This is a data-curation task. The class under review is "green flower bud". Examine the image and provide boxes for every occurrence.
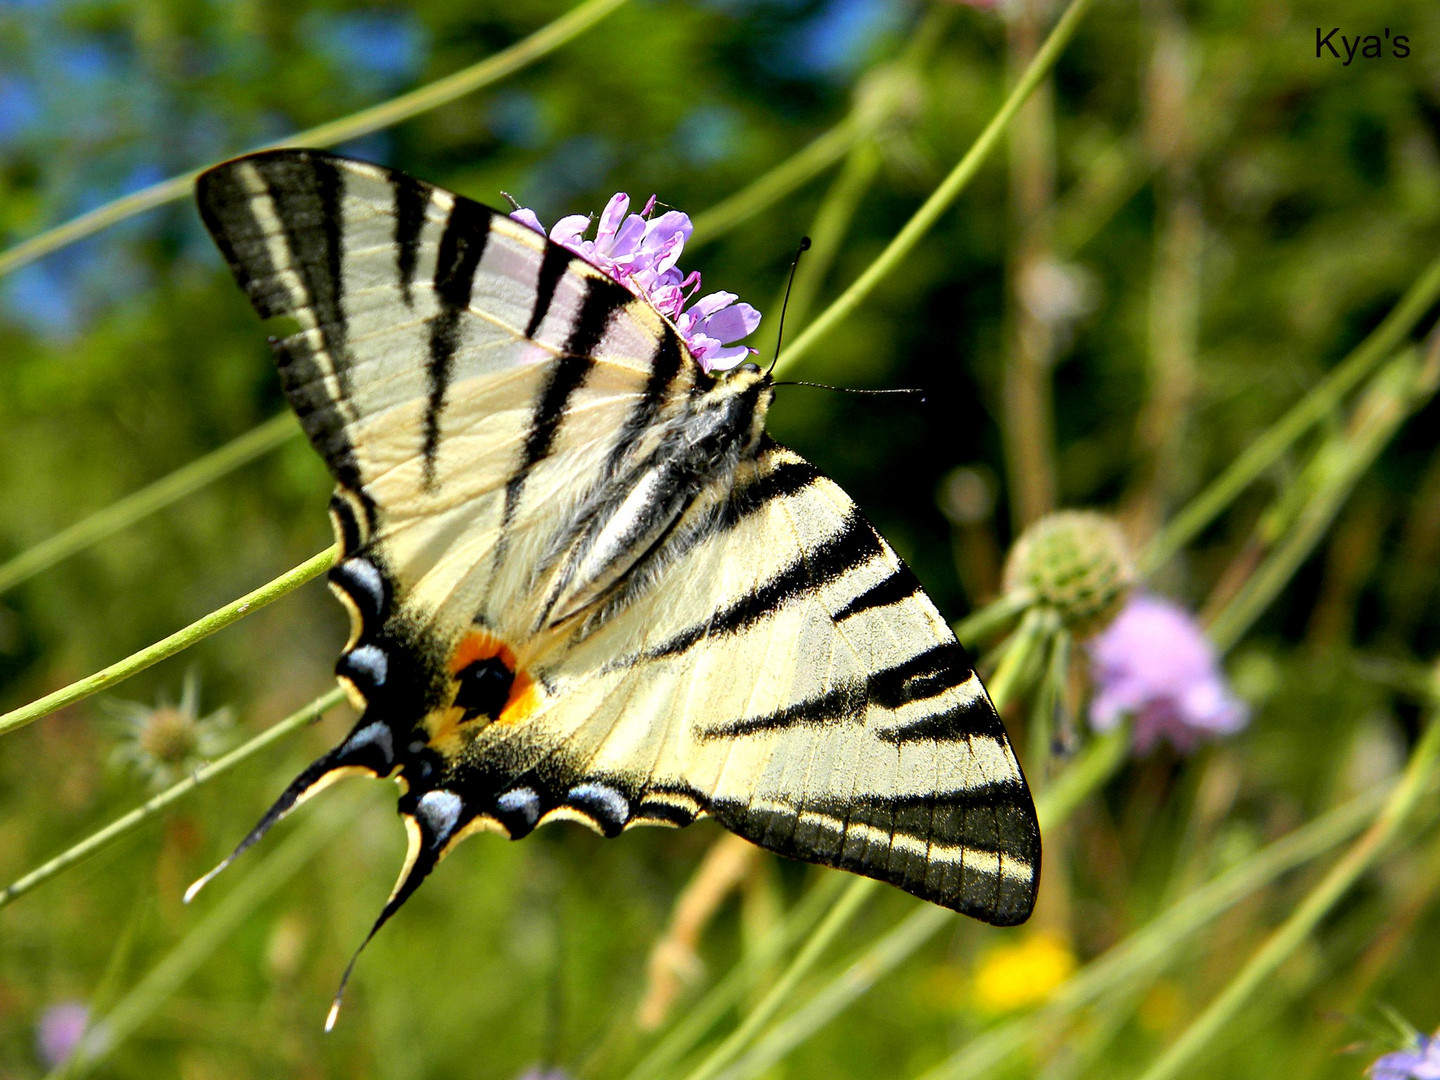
[1002,511,1136,637]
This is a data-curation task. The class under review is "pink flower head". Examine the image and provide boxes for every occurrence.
[1370,1033,1440,1080]
[675,290,762,370]
[1087,594,1247,754]
[36,1001,89,1068]
[510,193,760,372]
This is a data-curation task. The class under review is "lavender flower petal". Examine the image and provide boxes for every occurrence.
[1087,594,1248,753]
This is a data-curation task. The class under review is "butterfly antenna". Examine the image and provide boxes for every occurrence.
[771,382,927,404]
[767,237,812,377]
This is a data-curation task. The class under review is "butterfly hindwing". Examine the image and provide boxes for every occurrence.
[196,149,1038,935]
[506,441,1039,924]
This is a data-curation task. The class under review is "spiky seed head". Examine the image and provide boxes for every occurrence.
[1003,511,1136,637]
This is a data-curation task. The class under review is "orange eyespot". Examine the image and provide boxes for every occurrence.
[449,629,517,675]
[445,631,541,730]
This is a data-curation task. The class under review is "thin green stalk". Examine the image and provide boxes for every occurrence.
[719,901,951,1080]
[1133,710,1440,1080]
[1143,251,1440,573]
[619,873,850,1080]
[690,5,949,251]
[917,783,1390,1080]
[710,728,1131,1080]
[690,116,866,248]
[774,0,1101,376]
[985,604,1053,710]
[0,688,343,910]
[0,0,630,280]
[59,802,349,1077]
[0,547,335,738]
[0,412,296,594]
[769,138,883,342]
[1207,349,1437,652]
[954,588,1034,648]
[676,876,879,1080]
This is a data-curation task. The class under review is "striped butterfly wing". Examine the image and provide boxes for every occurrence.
[195,148,1038,939]
[198,149,701,640]
[519,441,1039,924]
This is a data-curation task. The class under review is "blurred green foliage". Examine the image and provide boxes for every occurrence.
[2,0,1440,1077]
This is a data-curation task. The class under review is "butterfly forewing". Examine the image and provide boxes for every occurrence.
[197,148,1038,931]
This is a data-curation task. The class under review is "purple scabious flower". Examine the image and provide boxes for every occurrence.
[1371,1033,1440,1080]
[510,193,760,372]
[1087,594,1247,753]
[36,1001,89,1068]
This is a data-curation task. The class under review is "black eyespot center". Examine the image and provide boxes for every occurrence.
[453,656,515,722]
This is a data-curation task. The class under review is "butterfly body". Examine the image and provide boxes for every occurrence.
[196,149,1039,940]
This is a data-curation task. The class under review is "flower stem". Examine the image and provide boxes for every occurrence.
[0,689,343,910]
[914,780,1394,1080]
[0,547,335,738]
[0,412,297,595]
[1143,250,1440,573]
[61,799,350,1076]
[675,875,879,1080]
[0,0,631,281]
[708,727,1131,1080]
[954,588,1034,649]
[1206,347,1439,653]
[774,0,1101,376]
[1132,706,1440,1080]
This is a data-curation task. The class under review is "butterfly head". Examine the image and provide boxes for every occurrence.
[694,358,773,456]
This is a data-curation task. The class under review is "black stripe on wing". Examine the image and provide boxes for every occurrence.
[696,683,867,739]
[197,150,363,490]
[393,172,429,307]
[647,510,883,659]
[833,565,922,621]
[525,242,573,340]
[499,276,632,540]
[423,197,494,489]
[870,641,976,709]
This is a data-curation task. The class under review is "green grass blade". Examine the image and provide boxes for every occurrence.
[774,0,1100,376]
[0,412,297,595]
[58,801,349,1077]
[0,547,335,738]
[619,873,850,1080]
[676,876,879,1080]
[0,0,631,281]
[1132,709,1440,1080]
[1206,347,1439,652]
[916,783,1391,1079]
[1143,251,1440,573]
[0,689,343,910]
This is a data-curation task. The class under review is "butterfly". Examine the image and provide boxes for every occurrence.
[192,149,1039,996]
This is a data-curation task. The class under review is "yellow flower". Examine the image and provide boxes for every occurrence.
[971,932,1077,1014]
